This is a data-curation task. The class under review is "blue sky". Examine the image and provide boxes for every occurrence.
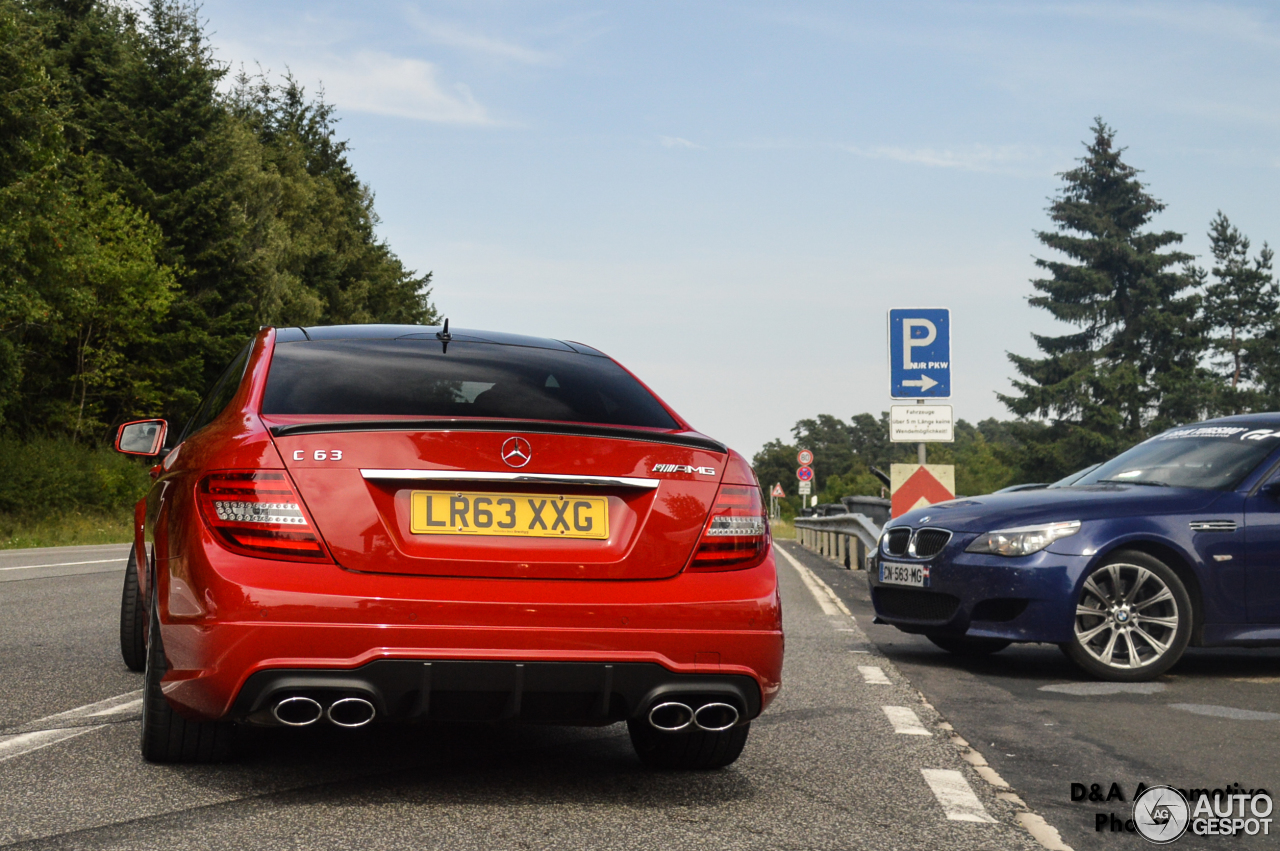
[200,1,1280,460]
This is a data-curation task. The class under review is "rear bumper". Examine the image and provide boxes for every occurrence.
[230,659,761,727]
[156,539,783,722]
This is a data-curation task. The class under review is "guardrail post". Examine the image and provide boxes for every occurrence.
[837,533,846,568]
[854,536,865,570]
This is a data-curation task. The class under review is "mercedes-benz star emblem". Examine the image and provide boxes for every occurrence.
[501,437,532,468]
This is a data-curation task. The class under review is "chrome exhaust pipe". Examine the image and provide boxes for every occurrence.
[693,702,739,732]
[272,696,323,727]
[326,697,376,728]
[647,701,694,732]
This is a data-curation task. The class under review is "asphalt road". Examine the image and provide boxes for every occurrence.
[0,542,1055,850]
[792,540,1280,851]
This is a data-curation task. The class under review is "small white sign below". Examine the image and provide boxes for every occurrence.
[798,481,812,495]
[890,405,954,443]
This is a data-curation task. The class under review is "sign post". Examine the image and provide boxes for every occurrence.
[770,483,785,518]
[888,307,954,515]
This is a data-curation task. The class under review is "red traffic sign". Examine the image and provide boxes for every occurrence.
[796,465,814,482]
[797,449,813,466]
[890,466,955,517]
[770,484,785,498]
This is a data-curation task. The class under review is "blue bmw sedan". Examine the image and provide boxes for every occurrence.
[868,416,1280,681]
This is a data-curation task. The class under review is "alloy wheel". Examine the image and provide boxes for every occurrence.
[1074,562,1180,670]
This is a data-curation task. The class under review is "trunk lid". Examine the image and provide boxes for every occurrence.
[270,421,727,579]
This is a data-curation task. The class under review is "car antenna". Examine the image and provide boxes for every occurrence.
[295,326,312,341]
[436,317,452,353]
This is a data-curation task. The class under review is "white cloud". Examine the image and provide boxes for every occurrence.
[840,144,1042,173]
[306,51,493,124]
[659,136,704,149]
[407,14,559,65]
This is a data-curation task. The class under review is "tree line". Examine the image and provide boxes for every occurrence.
[0,0,435,443]
[755,120,1280,508]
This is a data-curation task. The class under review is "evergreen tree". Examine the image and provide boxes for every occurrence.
[1197,212,1277,413]
[2,0,436,437]
[999,119,1206,478]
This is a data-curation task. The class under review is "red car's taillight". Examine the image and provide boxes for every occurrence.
[688,484,769,572]
[197,470,330,561]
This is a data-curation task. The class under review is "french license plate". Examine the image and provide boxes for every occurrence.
[880,560,928,587]
[410,491,609,539]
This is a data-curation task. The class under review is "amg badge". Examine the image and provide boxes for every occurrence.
[652,464,716,475]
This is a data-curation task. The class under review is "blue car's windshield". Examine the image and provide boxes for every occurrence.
[1077,425,1280,491]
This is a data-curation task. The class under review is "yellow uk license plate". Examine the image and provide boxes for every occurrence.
[409,491,610,539]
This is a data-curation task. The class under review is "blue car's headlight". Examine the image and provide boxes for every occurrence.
[965,520,1081,557]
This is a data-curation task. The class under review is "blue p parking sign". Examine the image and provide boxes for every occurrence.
[888,308,951,398]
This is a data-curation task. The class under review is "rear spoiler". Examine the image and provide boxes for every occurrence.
[267,419,727,453]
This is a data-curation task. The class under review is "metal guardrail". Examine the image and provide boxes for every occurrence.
[792,514,882,570]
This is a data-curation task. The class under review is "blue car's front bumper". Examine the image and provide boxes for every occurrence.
[867,545,1093,644]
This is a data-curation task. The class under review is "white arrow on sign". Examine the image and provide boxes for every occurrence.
[901,375,939,392]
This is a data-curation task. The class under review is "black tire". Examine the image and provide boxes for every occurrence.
[627,718,750,770]
[927,635,1012,656]
[1059,550,1192,682]
[119,545,146,672]
[141,589,235,763]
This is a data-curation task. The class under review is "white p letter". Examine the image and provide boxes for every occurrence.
[903,319,937,369]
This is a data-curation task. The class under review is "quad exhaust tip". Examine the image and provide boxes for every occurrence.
[647,700,741,732]
[648,701,694,732]
[326,697,376,728]
[693,702,739,732]
[272,696,323,727]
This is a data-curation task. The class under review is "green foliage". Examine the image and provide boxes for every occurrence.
[0,433,149,516]
[999,119,1210,479]
[0,0,436,441]
[1195,212,1277,414]
[753,412,1024,508]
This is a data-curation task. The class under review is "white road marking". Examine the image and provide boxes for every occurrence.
[1016,812,1075,850]
[88,698,143,717]
[0,558,126,572]
[20,691,143,729]
[883,705,931,736]
[774,544,851,616]
[859,666,891,685]
[921,768,997,823]
[0,727,104,762]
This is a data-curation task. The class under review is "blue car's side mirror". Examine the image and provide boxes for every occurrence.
[1262,480,1280,497]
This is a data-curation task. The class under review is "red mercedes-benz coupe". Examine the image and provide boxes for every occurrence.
[114,324,783,768]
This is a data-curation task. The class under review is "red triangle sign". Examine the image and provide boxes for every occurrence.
[891,466,955,517]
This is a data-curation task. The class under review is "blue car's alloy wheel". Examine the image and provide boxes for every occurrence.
[1062,551,1192,682]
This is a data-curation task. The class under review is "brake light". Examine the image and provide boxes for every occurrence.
[197,470,330,561]
[689,484,769,571]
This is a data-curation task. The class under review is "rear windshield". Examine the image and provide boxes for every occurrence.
[1076,425,1280,490]
[261,340,679,429]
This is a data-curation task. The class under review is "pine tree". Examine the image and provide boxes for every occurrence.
[16,0,436,434]
[999,119,1207,477]
[1197,212,1277,414]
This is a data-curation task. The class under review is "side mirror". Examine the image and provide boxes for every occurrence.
[115,419,168,456]
[1262,480,1280,497]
